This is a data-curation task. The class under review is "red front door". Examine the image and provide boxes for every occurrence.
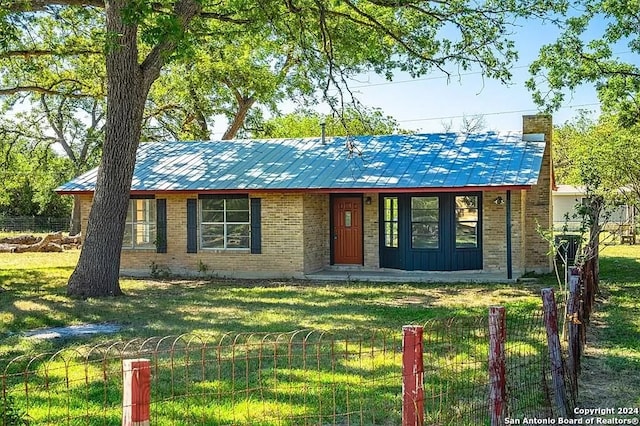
[333,197,363,264]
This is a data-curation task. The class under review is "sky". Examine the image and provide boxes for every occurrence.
[210,11,623,137]
[311,17,604,134]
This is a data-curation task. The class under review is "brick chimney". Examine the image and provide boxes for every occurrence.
[522,114,554,272]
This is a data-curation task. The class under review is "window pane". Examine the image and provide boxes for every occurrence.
[411,196,439,249]
[384,222,398,248]
[134,223,156,248]
[125,202,133,222]
[345,211,352,227]
[412,223,439,249]
[122,224,133,248]
[455,196,479,248]
[226,210,249,222]
[412,209,438,222]
[202,211,224,223]
[201,224,224,248]
[412,197,438,210]
[383,197,399,248]
[456,222,478,248]
[226,198,249,210]
[227,224,250,248]
[202,199,224,210]
[200,197,250,250]
[227,236,250,249]
[456,195,478,209]
[123,199,157,249]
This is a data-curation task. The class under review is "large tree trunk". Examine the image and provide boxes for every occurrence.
[67,0,147,297]
[66,0,201,298]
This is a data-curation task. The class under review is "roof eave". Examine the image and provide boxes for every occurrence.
[56,184,533,196]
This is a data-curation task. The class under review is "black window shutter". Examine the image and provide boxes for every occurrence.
[187,199,198,253]
[250,198,261,254]
[156,199,167,253]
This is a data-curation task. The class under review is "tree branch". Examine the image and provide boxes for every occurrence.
[140,0,202,90]
[6,0,104,12]
[0,49,101,59]
[0,85,89,97]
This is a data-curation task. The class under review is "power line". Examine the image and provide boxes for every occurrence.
[347,66,530,89]
[394,103,600,124]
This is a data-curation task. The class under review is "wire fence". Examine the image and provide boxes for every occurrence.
[0,216,69,233]
[1,305,576,425]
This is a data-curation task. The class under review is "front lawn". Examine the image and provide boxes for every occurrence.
[0,250,555,359]
[2,247,638,424]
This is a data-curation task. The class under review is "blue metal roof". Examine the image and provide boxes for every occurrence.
[56,132,546,193]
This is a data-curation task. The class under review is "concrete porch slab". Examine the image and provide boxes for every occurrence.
[305,267,515,283]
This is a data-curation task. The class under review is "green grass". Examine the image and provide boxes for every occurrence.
[0,250,548,359]
[576,244,640,410]
[2,248,635,424]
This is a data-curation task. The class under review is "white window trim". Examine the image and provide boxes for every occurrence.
[199,198,250,251]
[123,199,156,250]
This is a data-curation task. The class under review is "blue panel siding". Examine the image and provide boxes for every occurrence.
[379,193,483,271]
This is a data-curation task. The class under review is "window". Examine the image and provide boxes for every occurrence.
[123,199,156,249]
[200,197,250,249]
[411,197,439,248]
[455,195,479,248]
[383,197,399,248]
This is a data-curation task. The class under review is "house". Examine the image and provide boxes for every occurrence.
[553,184,637,234]
[56,115,554,281]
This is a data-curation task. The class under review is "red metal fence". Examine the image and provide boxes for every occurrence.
[2,301,577,425]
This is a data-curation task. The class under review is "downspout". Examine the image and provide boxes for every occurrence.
[506,190,513,280]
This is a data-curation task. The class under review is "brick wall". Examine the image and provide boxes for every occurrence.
[522,114,554,272]
[363,193,380,268]
[483,115,553,275]
[80,192,316,278]
[482,190,526,275]
[302,194,329,273]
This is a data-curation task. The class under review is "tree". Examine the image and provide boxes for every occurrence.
[440,113,488,133]
[4,0,569,297]
[143,26,313,141]
[527,0,640,126]
[254,107,404,139]
[0,129,73,219]
[554,114,640,207]
[0,96,105,233]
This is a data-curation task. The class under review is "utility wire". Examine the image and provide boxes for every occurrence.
[395,103,600,124]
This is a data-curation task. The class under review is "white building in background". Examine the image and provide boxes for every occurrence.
[552,184,636,231]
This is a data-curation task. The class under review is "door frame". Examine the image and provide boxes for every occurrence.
[330,194,364,265]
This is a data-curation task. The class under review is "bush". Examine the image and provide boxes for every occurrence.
[1,395,28,425]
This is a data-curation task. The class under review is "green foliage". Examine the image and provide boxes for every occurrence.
[1,395,28,426]
[254,107,406,138]
[553,113,640,208]
[528,0,640,125]
[149,261,172,279]
[0,133,73,217]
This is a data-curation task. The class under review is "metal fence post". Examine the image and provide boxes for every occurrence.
[541,288,570,418]
[402,325,424,426]
[123,359,151,426]
[488,306,507,426]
